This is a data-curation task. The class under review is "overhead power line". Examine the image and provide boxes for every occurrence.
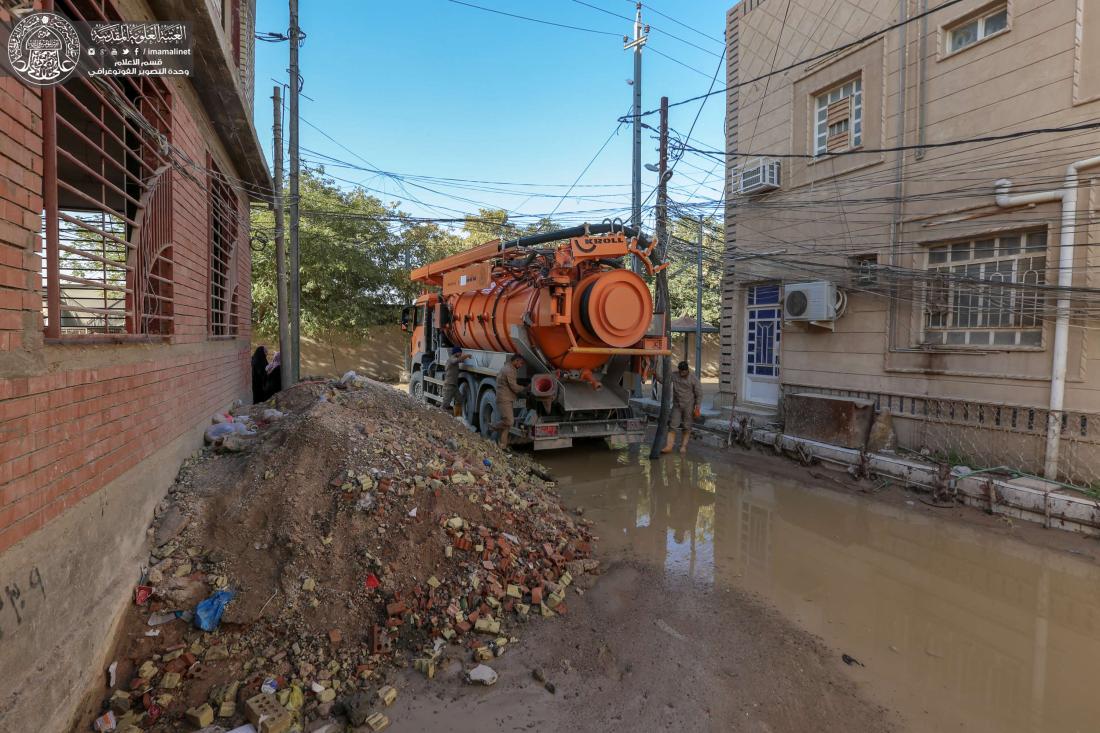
[548,111,631,219]
[627,0,968,119]
[443,0,620,36]
[627,0,726,46]
[681,118,1100,161]
[569,0,724,58]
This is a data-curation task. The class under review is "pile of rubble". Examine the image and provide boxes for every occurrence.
[87,377,599,732]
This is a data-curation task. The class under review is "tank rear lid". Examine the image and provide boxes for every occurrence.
[579,270,652,348]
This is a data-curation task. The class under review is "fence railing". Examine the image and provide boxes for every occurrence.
[783,384,1100,489]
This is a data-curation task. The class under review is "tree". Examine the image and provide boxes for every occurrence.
[663,215,723,325]
[461,208,553,246]
[251,168,466,338]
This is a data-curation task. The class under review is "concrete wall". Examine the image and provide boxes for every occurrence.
[0,2,263,729]
[252,329,723,384]
[721,0,1100,429]
[670,332,722,378]
[254,326,410,382]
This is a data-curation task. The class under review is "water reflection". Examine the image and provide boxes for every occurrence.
[541,445,1100,733]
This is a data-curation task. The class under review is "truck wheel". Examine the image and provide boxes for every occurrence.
[410,371,425,402]
[478,389,499,439]
[457,380,475,424]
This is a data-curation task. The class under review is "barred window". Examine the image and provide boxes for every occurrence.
[41,0,173,338]
[814,77,862,156]
[208,160,240,337]
[924,231,1046,348]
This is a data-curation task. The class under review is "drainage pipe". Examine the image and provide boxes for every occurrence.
[994,154,1100,479]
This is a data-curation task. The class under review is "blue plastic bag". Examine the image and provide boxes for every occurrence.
[194,589,235,632]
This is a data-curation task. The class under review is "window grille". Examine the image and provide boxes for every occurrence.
[41,0,173,338]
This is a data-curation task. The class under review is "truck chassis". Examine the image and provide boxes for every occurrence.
[408,343,646,450]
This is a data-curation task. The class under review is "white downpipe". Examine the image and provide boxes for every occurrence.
[994,154,1100,479]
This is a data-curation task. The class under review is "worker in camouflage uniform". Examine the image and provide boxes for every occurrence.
[441,346,471,416]
[491,354,526,448]
[662,360,702,454]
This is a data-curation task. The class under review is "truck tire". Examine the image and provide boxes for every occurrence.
[478,388,499,439]
[457,379,476,425]
[410,371,425,402]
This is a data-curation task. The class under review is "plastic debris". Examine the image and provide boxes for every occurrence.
[261,678,278,694]
[93,711,117,731]
[194,590,235,632]
[204,422,256,443]
[147,610,192,626]
[466,664,498,686]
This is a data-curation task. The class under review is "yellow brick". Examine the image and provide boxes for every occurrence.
[377,685,397,706]
[365,712,390,731]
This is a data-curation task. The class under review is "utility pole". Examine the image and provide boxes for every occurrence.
[649,96,672,460]
[695,213,704,377]
[624,3,647,273]
[288,0,301,382]
[272,86,290,391]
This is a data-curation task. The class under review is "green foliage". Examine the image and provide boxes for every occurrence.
[663,215,723,325]
[460,208,554,245]
[251,168,469,339]
[250,170,723,339]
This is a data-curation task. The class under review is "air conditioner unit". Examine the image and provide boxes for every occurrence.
[783,281,838,322]
[738,158,781,195]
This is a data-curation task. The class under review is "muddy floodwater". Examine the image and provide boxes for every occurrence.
[539,443,1100,733]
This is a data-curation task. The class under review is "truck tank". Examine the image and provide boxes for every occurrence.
[411,223,667,378]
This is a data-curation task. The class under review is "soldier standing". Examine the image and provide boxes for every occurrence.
[441,346,471,416]
[662,360,702,454]
[492,354,526,448]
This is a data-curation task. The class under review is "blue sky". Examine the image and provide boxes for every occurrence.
[251,0,730,228]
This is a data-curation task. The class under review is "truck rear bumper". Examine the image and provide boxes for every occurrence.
[527,417,646,451]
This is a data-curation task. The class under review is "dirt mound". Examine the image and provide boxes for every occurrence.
[83,379,598,732]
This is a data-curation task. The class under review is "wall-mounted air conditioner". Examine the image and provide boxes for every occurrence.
[738,158,781,195]
[783,281,839,322]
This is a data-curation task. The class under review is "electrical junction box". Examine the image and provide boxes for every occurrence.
[442,262,492,296]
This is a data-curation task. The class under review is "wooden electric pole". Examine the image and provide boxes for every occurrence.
[272,86,290,391]
[624,3,648,274]
[649,96,672,460]
[288,0,301,382]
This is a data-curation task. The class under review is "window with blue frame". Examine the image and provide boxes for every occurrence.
[746,286,781,377]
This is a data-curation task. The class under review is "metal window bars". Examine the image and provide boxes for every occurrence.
[41,0,174,338]
[208,159,240,337]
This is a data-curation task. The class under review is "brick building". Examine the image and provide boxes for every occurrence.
[0,0,268,729]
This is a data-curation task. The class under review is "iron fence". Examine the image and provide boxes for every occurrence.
[784,384,1100,490]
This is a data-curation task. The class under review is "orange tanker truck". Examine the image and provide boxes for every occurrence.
[401,222,671,450]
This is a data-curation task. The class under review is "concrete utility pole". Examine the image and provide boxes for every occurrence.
[695,213,704,377]
[272,86,290,391]
[624,3,647,273]
[288,0,301,382]
[649,96,672,460]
